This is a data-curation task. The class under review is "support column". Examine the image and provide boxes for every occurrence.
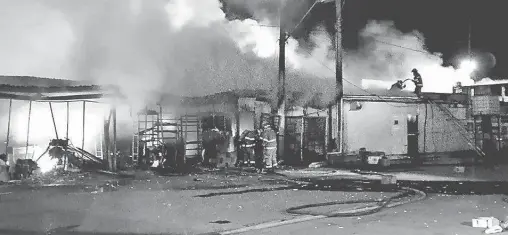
[49,102,59,139]
[25,100,32,159]
[5,99,12,155]
[82,101,86,165]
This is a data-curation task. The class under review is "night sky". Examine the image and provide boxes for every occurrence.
[224,0,507,79]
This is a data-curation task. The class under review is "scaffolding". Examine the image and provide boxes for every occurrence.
[131,106,204,165]
[180,114,202,161]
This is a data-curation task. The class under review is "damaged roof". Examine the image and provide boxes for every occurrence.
[0,75,119,101]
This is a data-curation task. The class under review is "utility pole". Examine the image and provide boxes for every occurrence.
[112,106,117,172]
[277,1,286,160]
[335,0,344,153]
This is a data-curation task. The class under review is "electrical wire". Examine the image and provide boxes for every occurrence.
[295,46,411,108]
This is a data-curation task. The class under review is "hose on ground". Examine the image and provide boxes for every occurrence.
[286,187,427,217]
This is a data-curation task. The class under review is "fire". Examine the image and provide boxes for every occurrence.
[37,154,59,173]
[9,101,109,152]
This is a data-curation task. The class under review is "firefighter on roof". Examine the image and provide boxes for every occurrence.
[260,123,278,173]
[411,68,423,96]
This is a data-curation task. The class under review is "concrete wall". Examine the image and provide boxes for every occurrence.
[343,101,470,155]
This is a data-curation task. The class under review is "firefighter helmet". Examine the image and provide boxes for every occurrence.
[411,68,418,73]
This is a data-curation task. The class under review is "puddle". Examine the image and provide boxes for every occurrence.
[195,186,297,198]
[195,178,508,198]
[182,184,251,191]
[210,220,231,224]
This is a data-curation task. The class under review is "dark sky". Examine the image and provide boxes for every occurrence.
[224,0,507,79]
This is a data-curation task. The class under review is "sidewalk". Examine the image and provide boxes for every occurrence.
[279,165,508,182]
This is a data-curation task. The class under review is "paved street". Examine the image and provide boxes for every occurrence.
[0,167,507,235]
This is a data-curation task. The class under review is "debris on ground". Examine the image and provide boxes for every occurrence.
[472,217,500,228]
[485,225,503,234]
[453,166,465,173]
[308,162,328,168]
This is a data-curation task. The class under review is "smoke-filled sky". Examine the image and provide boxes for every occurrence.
[0,0,489,102]
[0,0,501,150]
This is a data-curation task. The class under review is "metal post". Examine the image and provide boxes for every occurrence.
[327,105,333,151]
[25,100,32,159]
[5,99,12,155]
[105,110,112,171]
[82,101,86,164]
[64,101,69,170]
[300,117,304,162]
[49,102,59,139]
[112,106,117,172]
[66,102,69,140]
[335,0,344,153]
[277,1,286,160]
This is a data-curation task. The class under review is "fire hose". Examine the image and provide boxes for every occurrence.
[216,175,427,235]
[285,186,427,217]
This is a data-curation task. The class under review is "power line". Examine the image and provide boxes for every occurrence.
[296,47,411,108]
[252,23,437,57]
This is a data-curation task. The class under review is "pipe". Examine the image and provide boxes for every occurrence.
[49,102,59,139]
[25,100,32,159]
[5,99,12,155]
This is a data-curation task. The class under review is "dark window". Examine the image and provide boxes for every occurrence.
[394,120,399,125]
[491,85,502,96]
[474,86,490,96]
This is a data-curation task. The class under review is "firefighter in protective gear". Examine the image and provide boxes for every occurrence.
[411,68,423,96]
[253,129,264,172]
[260,124,278,172]
[239,130,257,166]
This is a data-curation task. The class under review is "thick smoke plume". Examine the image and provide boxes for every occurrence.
[0,0,475,152]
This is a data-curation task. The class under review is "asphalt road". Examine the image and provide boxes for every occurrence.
[0,169,507,235]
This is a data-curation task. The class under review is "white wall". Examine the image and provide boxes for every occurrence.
[343,101,470,155]
[344,101,415,154]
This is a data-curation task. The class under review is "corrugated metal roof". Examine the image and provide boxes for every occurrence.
[0,75,96,87]
[462,78,508,87]
[0,75,120,101]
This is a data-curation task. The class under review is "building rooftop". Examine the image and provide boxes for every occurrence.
[462,78,508,87]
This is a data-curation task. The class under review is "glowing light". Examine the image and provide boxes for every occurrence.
[38,154,59,173]
[459,59,477,75]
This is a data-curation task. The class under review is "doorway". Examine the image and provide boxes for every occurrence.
[407,115,419,160]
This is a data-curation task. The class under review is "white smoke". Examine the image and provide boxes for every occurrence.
[0,0,478,150]
[344,21,475,93]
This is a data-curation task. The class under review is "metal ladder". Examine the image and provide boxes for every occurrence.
[181,114,202,161]
[427,99,485,157]
[95,129,103,159]
[132,125,139,164]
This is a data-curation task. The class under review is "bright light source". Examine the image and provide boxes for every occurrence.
[459,59,477,75]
